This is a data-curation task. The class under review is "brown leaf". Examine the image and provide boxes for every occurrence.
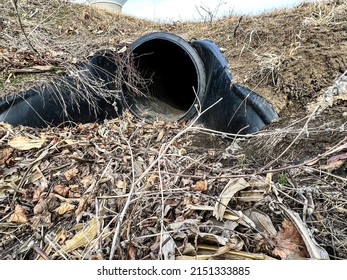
[0,148,14,165]
[272,219,309,259]
[192,180,208,192]
[146,174,157,185]
[33,188,45,200]
[31,212,52,228]
[198,232,229,245]
[75,197,88,218]
[33,200,48,215]
[54,203,75,215]
[213,178,250,220]
[320,159,346,171]
[8,136,45,150]
[7,205,28,223]
[150,236,161,253]
[81,176,92,189]
[182,243,196,255]
[64,167,79,181]
[53,184,70,197]
[68,184,79,191]
[156,129,165,142]
[128,244,137,260]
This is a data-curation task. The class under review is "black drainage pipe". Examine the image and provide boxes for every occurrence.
[122,32,278,134]
[121,32,206,123]
[0,32,278,134]
[0,52,120,127]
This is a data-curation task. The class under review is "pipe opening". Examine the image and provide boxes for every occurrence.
[122,34,206,122]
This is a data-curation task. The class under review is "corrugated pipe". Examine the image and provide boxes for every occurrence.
[0,32,278,134]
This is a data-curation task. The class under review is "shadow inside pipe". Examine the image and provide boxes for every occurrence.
[122,34,206,122]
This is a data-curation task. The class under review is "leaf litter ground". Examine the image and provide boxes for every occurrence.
[0,0,346,260]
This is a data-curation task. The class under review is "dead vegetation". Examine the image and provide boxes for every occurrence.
[0,0,346,260]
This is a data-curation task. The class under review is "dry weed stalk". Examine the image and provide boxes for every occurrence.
[302,1,338,26]
[195,0,227,24]
[108,98,223,260]
[252,42,300,87]
[10,0,40,55]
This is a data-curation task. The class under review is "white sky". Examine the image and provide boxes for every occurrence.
[72,1,319,22]
[122,0,319,21]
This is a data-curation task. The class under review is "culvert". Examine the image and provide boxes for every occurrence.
[121,32,278,133]
[0,32,278,134]
[121,32,206,122]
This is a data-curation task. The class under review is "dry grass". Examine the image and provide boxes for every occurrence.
[302,0,346,26]
[1,104,346,259]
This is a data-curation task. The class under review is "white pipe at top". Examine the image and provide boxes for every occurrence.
[82,1,128,13]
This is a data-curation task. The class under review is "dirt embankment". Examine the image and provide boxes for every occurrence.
[171,1,347,117]
[1,0,346,115]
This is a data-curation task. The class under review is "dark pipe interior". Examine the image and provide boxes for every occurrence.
[123,38,202,122]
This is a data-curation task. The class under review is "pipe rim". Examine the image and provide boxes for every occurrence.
[123,32,206,122]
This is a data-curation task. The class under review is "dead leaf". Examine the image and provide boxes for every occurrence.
[177,244,275,260]
[0,178,16,198]
[161,233,176,260]
[198,233,229,245]
[146,174,157,186]
[53,184,70,197]
[237,190,265,202]
[75,197,88,219]
[187,205,255,227]
[33,188,45,200]
[31,212,52,228]
[116,180,125,189]
[156,129,165,142]
[320,159,346,170]
[192,180,208,192]
[213,178,250,220]
[69,184,79,191]
[177,244,237,260]
[64,167,79,181]
[272,219,309,260]
[168,219,201,231]
[128,244,137,260]
[58,218,97,254]
[150,236,161,253]
[244,209,277,236]
[81,176,93,189]
[0,147,14,165]
[33,200,48,215]
[64,139,74,145]
[7,205,28,223]
[182,243,196,255]
[8,136,45,150]
[54,203,75,215]
[278,204,329,259]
